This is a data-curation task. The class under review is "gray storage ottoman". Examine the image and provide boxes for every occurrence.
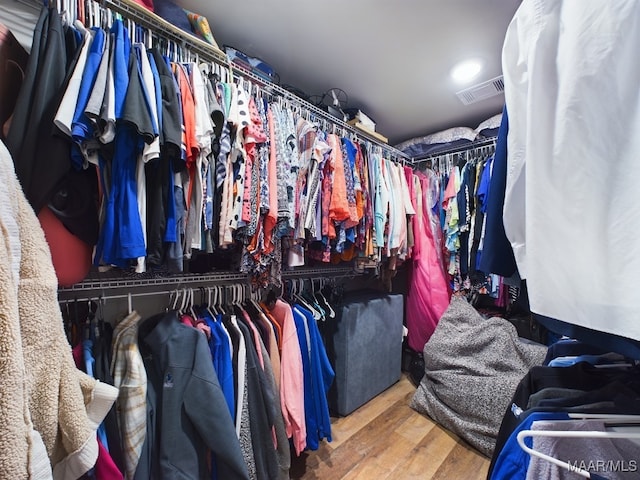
[329,291,404,416]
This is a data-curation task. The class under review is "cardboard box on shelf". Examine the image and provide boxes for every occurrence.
[347,119,388,144]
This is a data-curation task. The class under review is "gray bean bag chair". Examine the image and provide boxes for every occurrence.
[410,297,546,456]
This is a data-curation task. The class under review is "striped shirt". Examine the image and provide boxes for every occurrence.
[111,311,147,480]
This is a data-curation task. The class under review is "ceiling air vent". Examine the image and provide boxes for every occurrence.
[456,75,505,105]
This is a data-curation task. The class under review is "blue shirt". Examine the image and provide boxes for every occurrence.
[204,314,236,421]
[95,28,150,265]
[479,106,518,277]
[94,20,133,266]
[477,155,493,214]
[490,411,570,480]
[113,21,130,120]
[83,339,110,450]
[293,305,335,450]
[71,27,105,170]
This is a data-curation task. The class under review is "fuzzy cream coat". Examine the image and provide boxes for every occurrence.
[0,140,117,479]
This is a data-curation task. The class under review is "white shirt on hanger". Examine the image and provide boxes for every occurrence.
[135,43,159,273]
[502,0,640,340]
[54,25,92,137]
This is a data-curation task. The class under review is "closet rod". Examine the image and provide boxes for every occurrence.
[58,283,253,304]
[58,271,251,292]
[411,136,497,165]
[58,266,358,293]
[232,64,411,161]
[282,266,357,279]
[58,289,171,304]
[97,0,410,161]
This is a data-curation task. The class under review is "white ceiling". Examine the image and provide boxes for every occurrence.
[176,0,521,145]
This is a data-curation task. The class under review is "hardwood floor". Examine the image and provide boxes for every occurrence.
[290,375,490,480]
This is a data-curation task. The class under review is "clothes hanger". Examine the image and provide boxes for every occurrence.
[231,284,238,307]
[198,287,206,310]
[84,0,91,28]
[316,280,336,319]
[82,298,95,341]
[217,285,227,316]
[249,285,264,312]
[179,287,189,315]
[92,0,100,28]
[227,285,236,312]
[239,284,246,305]
[59,0,71,27]
[94,295,105,338]
[205,287,215,317]
[294,279,320,319]
[517,428,640,479]
[567,413,640,422]
[213,287,222,316]
[127,292,133,315]
[168,288,178,312]
[300,279,324,321]
[188,288,198,321]
[106,7,113,29]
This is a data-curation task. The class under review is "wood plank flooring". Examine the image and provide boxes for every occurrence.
[290,375,490,480]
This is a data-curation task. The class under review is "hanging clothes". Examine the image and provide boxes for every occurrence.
[502,0,640,341]
[4,4,425,288]
[292,304,335,451]
[111,311,147,480]
[264,299,306,455]
[405,171,451,352]
[94,20,150,268]
[8,7,71,213]
[489,338,640,480]
[478,106,517,278]
[136,311,249,480]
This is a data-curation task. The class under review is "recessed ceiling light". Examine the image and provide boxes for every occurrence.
[451,59,483,84]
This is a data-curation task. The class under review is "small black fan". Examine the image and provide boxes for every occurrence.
[321,88,348,121]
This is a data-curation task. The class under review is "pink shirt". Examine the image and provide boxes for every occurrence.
[268,299,306,455]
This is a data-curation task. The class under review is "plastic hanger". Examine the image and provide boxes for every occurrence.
[567,414,640,421]
[517,424,640,478]
[293,280,316,315]
[179,287,189,315]
[239,284,247,305]
[94,2,101,29]
[127,292,132,315]
[189,288,198,321]
[230,284,237,307]
[205,287,215,317]
[317,283,336,319]
[300,280,323,321]
[168,288,177,311]
[216,285,226,316]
